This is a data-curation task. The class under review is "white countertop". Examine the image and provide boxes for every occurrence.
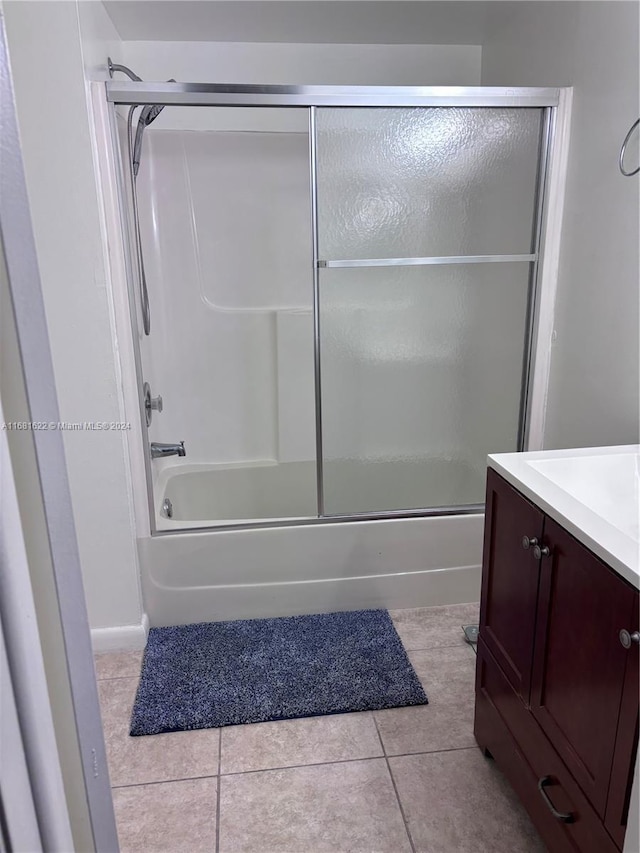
[488,445,640,590]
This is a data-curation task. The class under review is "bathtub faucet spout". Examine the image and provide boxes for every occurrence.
[150,441,186,459]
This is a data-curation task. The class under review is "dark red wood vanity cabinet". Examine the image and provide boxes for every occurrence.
[475,468,639,853]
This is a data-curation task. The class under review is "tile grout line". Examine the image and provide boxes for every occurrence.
[112,773,218,790]
[220,745,478,778]
[373,714,416,853]
[215,728,222,853]
[95,674,142,682]
[400,640,479,653]
[109,745,479,789]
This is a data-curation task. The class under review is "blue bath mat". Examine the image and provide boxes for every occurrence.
[130,609,427,735]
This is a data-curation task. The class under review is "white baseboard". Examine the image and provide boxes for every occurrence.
[91,613,149,653]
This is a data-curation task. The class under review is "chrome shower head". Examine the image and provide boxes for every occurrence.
[132,81,175,177]
[140,103,166,126]
[132,105,163,177]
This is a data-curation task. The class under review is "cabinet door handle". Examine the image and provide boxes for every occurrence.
[533,544,551,559]
[522,536,538,550]
[537,776,574,823]
[619,629,640,648]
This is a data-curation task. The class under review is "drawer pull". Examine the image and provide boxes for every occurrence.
[619,629,640,648]
[533,544,551,560]
[522,536,538,550]
[537,776,574,823]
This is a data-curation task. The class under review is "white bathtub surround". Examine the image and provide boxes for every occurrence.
[276,310,315,464]
[139,513,483,627]
[488,445,640,588]
[130,105,552,522]
[156,461,317,522]
[135,124,314,479]
[91,613,149,654]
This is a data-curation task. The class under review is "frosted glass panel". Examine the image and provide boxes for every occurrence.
[316,108,543,260]
[320,264,531,515]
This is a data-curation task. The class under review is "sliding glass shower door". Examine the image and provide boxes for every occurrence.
[314,107,545,515]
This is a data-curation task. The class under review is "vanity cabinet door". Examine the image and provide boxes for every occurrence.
[479,469,544,704]
[530,516,637,818]
[604,596,639,849]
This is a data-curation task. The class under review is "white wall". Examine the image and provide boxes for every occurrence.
[122,40,482,134]
[482,1,640,449]
[3,1,143,635]
[123,39,482,86]
[77,0,122,79]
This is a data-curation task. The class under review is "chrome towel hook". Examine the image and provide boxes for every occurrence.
[619,118,639,176]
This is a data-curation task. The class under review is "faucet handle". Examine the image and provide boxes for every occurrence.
[143,382,163,426]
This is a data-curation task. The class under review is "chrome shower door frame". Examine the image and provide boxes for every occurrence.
[105,83,560,534]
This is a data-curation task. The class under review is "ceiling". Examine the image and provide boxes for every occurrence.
[103,1,494,44]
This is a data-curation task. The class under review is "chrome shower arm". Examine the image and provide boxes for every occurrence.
[110,59,175,335]
[107,57,142,82]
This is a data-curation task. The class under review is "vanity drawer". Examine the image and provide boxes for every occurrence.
[475,640,619,853]
[475,682,574,853]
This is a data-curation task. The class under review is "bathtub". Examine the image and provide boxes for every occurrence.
[139,460,485,627]
[155,457,487,524]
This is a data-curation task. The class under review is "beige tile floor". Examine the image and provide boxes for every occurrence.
[95,603,546,853]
